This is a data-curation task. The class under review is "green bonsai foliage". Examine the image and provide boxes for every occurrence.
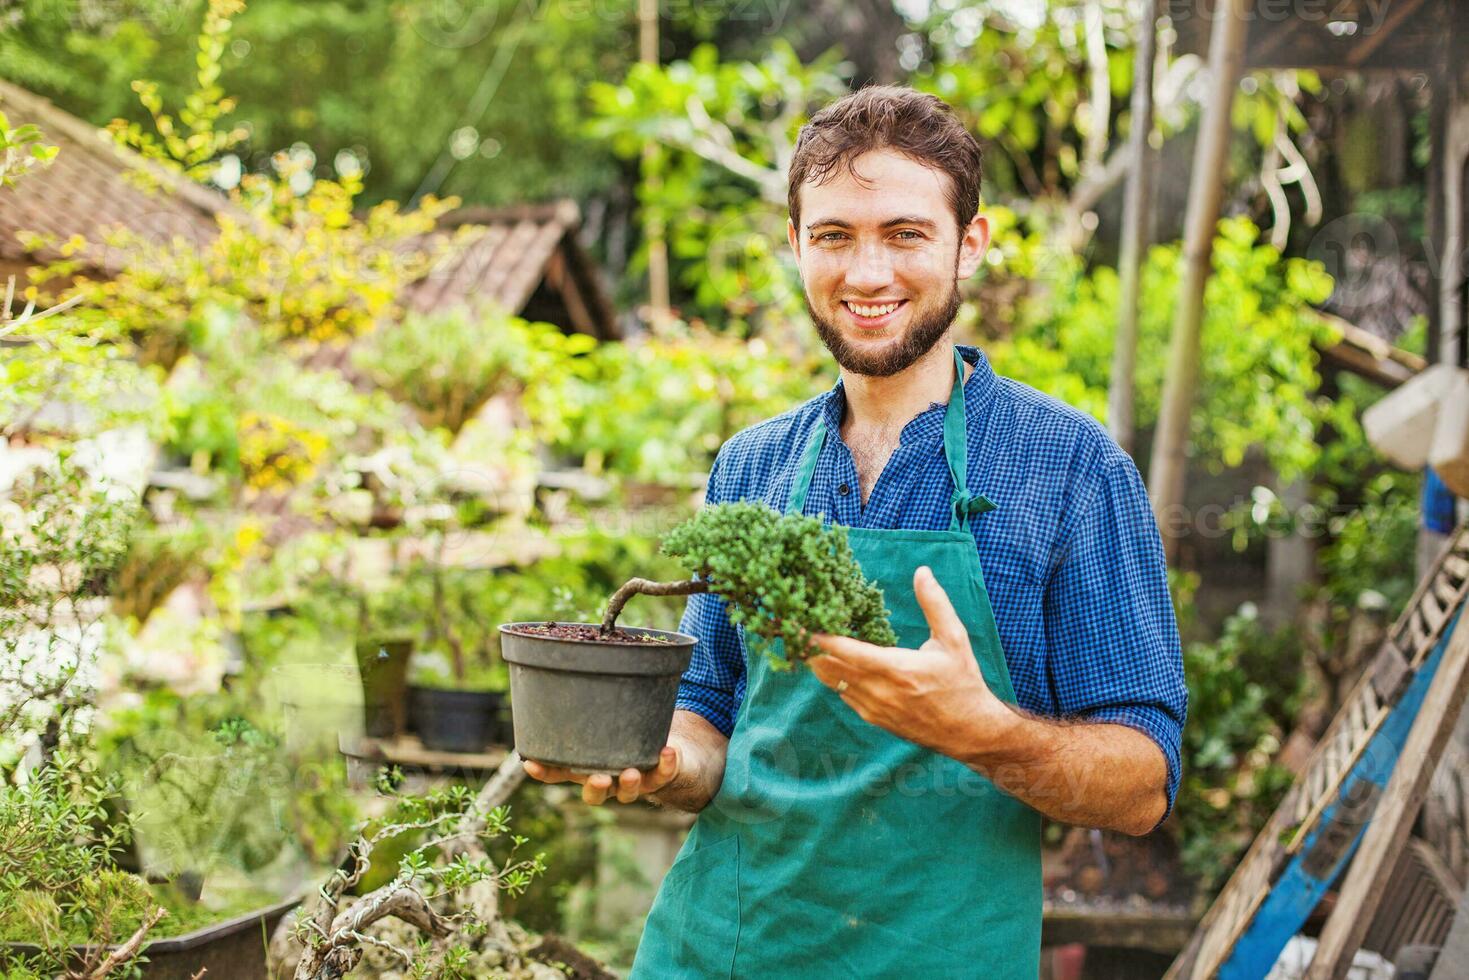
[603,502,896,666]
[0,753,164,978]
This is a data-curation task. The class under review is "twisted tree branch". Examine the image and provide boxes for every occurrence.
[600,578,709,635]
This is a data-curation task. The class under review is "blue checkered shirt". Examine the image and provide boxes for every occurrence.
[675,344,1187,819]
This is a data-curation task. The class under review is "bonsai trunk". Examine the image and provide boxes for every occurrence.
[600,578,708,635]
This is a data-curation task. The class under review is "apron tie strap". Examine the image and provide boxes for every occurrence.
[951,488,996,526]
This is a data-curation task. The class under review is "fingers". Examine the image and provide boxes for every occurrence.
[643,745,679,791]
[582,772,614,805]
[810,633,887,675]
[525,746,680,806]
[807,652,856,691]
[522,759,577,784]
[914,565,969,653]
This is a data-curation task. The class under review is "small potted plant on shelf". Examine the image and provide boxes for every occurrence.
[353,583,421,741]
[500,502,896,772]
[408,648,511,754]
[402,553,513,754]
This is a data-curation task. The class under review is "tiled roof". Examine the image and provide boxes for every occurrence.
[0,81,618,337]
[401,200,620,338]
[0,78,228,272]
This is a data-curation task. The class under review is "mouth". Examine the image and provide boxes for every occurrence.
[841,299,907,330]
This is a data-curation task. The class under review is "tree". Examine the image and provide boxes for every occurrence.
[601,502,897,665]
[279,762,545,980]
[1147,0,1250,561]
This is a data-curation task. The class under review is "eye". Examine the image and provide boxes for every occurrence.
[893,230,923,241]
[814,231,847,243]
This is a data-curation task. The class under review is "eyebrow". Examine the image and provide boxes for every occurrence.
[805,215,941,231]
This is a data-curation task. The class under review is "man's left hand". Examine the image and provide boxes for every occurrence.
[809,565,1013,757]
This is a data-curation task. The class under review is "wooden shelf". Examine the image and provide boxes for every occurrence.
[1042,901,1198,954]
[339,733,511,776]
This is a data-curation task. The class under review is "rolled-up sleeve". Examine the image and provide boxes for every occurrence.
[1043,456,1187,825]
[674,452,747,737]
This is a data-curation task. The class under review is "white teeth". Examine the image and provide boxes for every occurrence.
[847,301,900,318]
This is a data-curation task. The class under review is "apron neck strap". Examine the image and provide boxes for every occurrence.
[787,346,995,530]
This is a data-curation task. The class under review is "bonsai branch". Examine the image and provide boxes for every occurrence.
[601,578,709,635]
[80,905,166,979]
[281,754,536,980]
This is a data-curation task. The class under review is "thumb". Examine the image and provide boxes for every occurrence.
[914,566,969,654]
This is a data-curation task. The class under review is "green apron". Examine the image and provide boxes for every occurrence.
[631,346,1042,979]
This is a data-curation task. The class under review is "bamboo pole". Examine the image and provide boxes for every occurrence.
[1439,78,1467,369]
[639,0,672,328]
[1146,0,1249,562]
[1107,0,1160,456]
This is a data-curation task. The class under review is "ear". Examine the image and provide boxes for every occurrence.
[955,213,990,280]
[787,216,801,261]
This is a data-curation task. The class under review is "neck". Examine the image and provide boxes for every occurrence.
[840,338,964,433]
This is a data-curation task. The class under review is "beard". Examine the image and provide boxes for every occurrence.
[806,277,962,378]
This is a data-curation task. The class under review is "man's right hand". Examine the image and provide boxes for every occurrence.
[521,709,729,812]
[523,745,681,806]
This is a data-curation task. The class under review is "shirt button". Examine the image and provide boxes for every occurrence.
[838,483,851,496]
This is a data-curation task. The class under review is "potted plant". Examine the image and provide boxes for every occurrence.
[400,545,514,754]
[351,582,423,741]
[500,502,896,772]
[409,649,511,754]
[356,633,415,739]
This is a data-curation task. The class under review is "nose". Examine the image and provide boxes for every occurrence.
[844,240,894,294]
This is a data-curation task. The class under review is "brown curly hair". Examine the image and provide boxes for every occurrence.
[787,85,984,235]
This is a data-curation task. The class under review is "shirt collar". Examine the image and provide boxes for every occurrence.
[822,344,998,447]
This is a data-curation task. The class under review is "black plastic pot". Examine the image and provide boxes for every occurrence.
[498,622,695,771]
[411,685,509,753]
[2,898,299,980]
[355,637,414,739]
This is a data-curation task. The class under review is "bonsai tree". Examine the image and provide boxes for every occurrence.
[599,502,897,665]
[275,757,547,980]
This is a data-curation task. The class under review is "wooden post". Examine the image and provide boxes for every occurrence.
[1146,0,1249,562]
[1107,0,1161,456]
[1304,617,1469,980]
[1440,76,1467,369]
[639,0,671,328]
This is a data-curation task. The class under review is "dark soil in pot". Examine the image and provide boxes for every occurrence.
[499,622,695,772]
[411,685,509,754]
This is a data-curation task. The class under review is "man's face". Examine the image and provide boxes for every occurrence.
[787,148,990,378]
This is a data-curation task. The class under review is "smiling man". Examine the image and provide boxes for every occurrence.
[524,86,1187,977]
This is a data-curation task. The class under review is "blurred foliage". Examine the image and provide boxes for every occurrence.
[1175,598,1302,894]
[915,2,1133,199]
[589,40,846,331]
[353,307,595,437]
[98,686,361,870]
[0,101,57,187]
[0,460,141,759]
[551,322,826,483]
[0,0,635,205]
[986,215,1338,481]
